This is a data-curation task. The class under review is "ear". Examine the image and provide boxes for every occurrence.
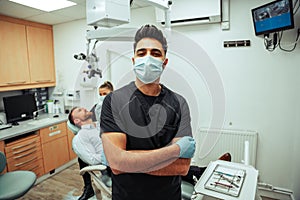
[162,58,168,69]
[132,57,135,65]
[74,118,80,126]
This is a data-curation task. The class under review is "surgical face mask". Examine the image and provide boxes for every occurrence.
[133,56,164,84]
[95,95,106,122]
[98,95,106,103]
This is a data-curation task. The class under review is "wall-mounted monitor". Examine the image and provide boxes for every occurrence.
[251,0,294,36]
[3,93,37,125]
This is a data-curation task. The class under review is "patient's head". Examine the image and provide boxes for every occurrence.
[68,107,93,127]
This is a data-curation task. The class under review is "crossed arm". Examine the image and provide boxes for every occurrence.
[101,132,191,176]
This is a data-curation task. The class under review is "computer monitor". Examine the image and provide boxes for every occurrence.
[251,0,294,36]
[3,93,37,125]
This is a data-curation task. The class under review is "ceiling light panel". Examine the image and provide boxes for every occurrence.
[9,0,77,12]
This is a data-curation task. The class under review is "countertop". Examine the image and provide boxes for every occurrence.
[0,113,68,140]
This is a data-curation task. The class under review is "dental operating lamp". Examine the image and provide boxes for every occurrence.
[74,0,172,79]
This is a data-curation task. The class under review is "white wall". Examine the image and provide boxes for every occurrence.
[53,1,300,199]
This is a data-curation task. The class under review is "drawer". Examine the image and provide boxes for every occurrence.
[40,122,67,144]
[5,140,41,159]
[8,156,44,172]
[5,134,40,154]
[7,150,42,171]
[9,158,44,177]
[6,145,41,160]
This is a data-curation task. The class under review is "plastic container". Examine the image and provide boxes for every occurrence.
[46,100,54,114]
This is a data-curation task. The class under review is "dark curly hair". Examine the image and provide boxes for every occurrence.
[133,24,168,54]
[68,106,78,126]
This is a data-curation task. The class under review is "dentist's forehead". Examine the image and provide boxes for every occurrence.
[135,38,164,51]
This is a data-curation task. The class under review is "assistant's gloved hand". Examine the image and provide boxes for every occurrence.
[175,136,196,158]
[101,150,109,166]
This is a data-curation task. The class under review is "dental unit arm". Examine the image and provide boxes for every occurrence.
[74,39,102,79]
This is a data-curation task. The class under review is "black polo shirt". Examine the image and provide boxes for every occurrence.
[100,82,192,200]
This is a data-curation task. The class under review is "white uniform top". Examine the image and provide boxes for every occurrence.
[72,122,103,165]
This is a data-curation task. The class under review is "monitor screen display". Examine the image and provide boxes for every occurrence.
[3,93,37,124]
[251,0,294,36]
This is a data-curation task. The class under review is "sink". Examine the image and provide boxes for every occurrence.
[28,118,56,125]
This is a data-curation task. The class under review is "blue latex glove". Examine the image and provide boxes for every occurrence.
[175,136,196,158]
[101,151,109,166]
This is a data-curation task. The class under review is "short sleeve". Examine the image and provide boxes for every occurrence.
[100,93,123,134]
[175,95,192,137]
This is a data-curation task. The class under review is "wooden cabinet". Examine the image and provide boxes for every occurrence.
[4,133,44,177]
[40,122,70,173]
[0,20,30,86]
[0,140,6,174]
[27,26,55,84]
[0,140,4,153]
[67,129,77,160]
[0,15,56,92]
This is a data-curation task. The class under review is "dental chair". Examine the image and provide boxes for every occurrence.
[0,151,37,200]
[67,120,112,200]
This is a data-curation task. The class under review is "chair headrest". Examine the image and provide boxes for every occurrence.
[67,120,80,135]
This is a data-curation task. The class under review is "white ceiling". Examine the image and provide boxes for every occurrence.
[0,0,147,25]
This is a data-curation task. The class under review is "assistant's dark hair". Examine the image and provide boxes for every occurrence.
[68,106,78,126]
[133,24,168,54]
[99,81,114,91]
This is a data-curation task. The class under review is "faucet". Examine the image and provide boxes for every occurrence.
[33,107,46,120]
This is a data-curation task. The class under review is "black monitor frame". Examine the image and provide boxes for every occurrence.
[3,93,37,125]
[251,0,294,36]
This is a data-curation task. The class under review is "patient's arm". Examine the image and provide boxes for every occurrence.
[102,132,191,175]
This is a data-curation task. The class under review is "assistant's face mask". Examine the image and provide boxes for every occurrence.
[133,56,164,84]
[98,95,106,103]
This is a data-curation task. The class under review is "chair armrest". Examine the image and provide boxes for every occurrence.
[79,165,107,175]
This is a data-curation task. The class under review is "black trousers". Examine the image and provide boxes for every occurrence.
[181,166,206,185]
[78,157,92,187]
[78,157,112,187]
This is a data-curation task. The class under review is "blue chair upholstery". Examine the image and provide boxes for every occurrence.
[67,120,80,135]
[0,151,37,200]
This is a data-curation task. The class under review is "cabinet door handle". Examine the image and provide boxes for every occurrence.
[13,149,37,159]
[35,80,51,83]
[49,130,61,137]
[12,140,37,150]
[15,156,38,167]
[13,145,37,155]
[6,81,26,84]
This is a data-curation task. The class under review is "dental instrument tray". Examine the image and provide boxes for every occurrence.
[204,164,246,197]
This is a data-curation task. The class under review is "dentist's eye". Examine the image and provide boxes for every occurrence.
[136,49,146,57]
[151,49,163,57]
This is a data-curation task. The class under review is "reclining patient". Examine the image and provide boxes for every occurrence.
[68,107,106,166]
